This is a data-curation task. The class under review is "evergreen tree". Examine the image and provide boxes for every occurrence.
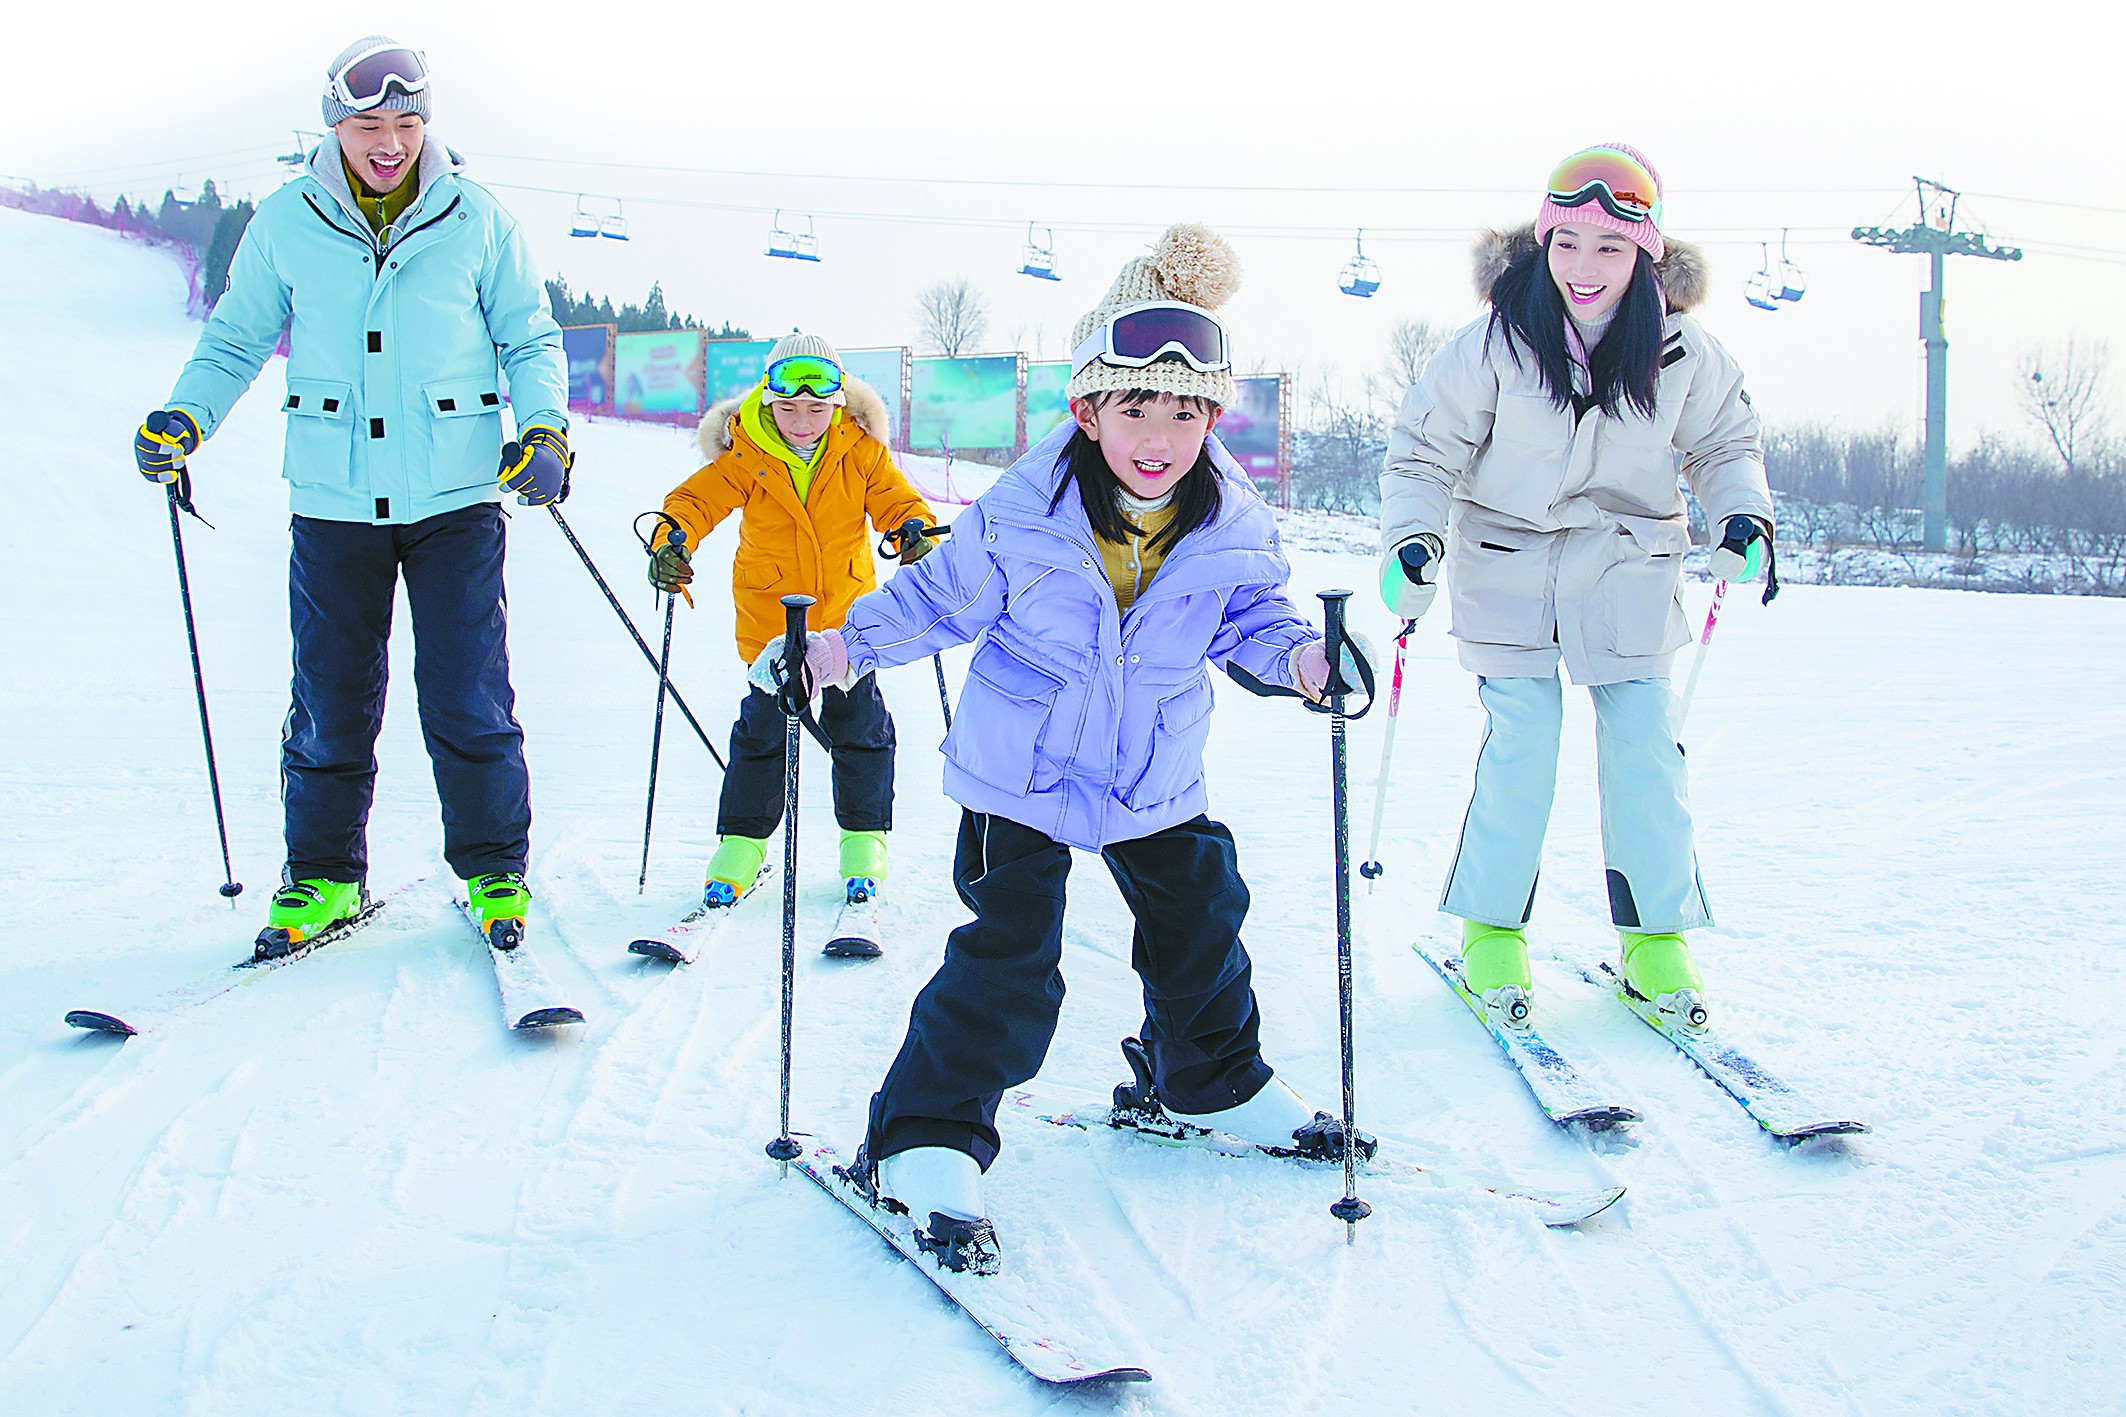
[200,201,255,307]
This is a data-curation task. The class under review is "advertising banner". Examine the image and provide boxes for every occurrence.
[700,337,778,408]
[1218,374,1284,484]
[562,324,614,411]
[1024,360,1072,440]
[615,330,705,418]
[910,355,1022,453]
[840,347,908,448]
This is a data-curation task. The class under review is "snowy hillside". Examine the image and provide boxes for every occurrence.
[4,205,2124,1415]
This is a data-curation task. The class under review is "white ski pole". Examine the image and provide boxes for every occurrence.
[1675,579,1728,737]
[1358,624,1412,888]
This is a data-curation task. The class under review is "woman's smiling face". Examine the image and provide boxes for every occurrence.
[1547,223,1642,321]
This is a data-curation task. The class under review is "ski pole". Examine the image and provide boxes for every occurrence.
[1675,579,1728,738]
[163,477,243,904]
[546,505,727,772]
[933,653,953,731]
[636,528,685,895]
[878,519,957,733]
[1358,621,1415,886]
[765,594,815,1175]
[1318,589,1370,1240]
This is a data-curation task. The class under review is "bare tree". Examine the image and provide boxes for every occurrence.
[913,278,991,357]
[2016,338,2112,476]
[1365,318,1450,415]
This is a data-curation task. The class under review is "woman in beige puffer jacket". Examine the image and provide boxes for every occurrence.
[1377,143,1775,1033]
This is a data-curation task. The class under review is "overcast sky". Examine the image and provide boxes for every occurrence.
[9,0,2119,444]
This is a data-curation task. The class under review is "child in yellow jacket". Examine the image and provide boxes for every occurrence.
[649,334,935,916]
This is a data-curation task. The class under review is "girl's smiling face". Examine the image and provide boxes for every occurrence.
[1547,222,1642,320]
[1072,392,1222,499]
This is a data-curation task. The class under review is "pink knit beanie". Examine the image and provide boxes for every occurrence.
[1535,142,1665,263]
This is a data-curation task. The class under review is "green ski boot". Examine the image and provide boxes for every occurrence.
[704,835,770,909]
[840,829,888,903]
[1459,918,1534,1030]
[257,878,366,959]
[1620,930,1709,1031]
[466,872,531,950]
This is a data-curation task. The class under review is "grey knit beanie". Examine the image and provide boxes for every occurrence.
[765,332,847,405]
[322,36,431,126]
[1066,224,1242,408]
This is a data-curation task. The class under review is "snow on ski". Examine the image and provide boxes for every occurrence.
[1581,962,1870,1140]
[821,880,884,959]
[789,1138,1154,1387]
[1411,940,1642,1128]
[63,886,412,1037]
[630,867,772,965]
[455,900,584,1031]
[1003,1089,1624,1228]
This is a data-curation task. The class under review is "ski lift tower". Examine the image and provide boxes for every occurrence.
[1852,178,2022,551]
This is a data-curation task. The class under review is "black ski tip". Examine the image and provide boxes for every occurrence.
[1075,1367,1154,1386]
[1778,1119,1871,1141]
[1566,1106,1644,1129]
[512,1006,584,1030]
[65,1010,136,1036]
[822,935,882,959]
[629,939,686,963]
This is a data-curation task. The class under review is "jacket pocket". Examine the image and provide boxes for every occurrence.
[420,374,505,496]
[1596,525,1688,657]
[280,377,355,489]
[1447,527,1553,649]
[1121,676,1214,810]
[947,639,1067,795]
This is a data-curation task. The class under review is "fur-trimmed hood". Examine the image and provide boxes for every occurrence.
[696,376,891,461]
[1472,222,1709,314]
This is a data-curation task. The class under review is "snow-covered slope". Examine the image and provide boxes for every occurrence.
[4,206,2123,1415]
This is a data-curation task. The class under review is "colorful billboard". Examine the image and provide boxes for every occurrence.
[1025,360,1072,439]
[615,330,705,417]
[1218,375,1284,483]
[840,347,908,448]
[911,354,1022,454]
[562,325,614,411]
[700,337,778,408]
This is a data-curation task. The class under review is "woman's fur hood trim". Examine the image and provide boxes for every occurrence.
[696,377,892,461]
[1472,222,1709,314]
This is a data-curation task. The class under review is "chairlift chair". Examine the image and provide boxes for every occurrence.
[569,197,599,239]
[1744,243,1782,311]
[600,200,629,241]
[1019,223,1061,281]
[1339,229,1380,298]
[767,210,821,262]
[1772,229,1806,302]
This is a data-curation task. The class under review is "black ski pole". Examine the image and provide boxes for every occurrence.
[765,593,815,1175]
[881,519,955,731]
[163,477,243,904]
[1319,589,1370,1239]
[636,527,685,895]
[547,505,727,771]
[933,653,953,731]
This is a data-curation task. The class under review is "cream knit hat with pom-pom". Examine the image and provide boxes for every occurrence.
[1066,223,1242,407]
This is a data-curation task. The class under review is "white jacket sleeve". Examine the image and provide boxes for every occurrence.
[1378,319,1502,553]
[1672,320,1774,531]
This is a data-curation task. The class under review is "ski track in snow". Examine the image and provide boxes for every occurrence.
[5,206,2125,1414]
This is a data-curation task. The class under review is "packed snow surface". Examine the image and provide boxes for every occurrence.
[4,207,2123,1415]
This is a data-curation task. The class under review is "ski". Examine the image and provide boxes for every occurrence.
[629,867,772,965]
[64,887,410,1037]
[456,900,584,1031]
[789,1138,1153,1387]
[1581,962,1870,1140]
[822,878,884,959]
[1004,1089,1624,1228]
[1411,940,1642,1128]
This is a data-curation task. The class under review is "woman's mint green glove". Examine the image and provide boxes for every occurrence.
[1378,534,1444,619]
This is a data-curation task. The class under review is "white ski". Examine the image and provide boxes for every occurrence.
[822,878,884,959]
[628,866,772,965]
[456,900,584,1031]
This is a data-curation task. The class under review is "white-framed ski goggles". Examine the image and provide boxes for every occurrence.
[328,43,430,114]
[1070,302,1231,377]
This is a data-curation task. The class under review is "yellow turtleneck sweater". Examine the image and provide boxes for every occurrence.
[1098,492,1179,613]
[341,154,420,240]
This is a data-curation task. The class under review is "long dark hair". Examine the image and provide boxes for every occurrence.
[1487,235,1667,419]
[1050,389,1223,554]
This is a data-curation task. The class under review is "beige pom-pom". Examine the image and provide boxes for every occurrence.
[1152,223,1242,311]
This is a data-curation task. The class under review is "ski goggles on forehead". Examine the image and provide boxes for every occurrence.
[329,44,430,113]
[763,354,844,400]
[1071,302,1231,377]
[1546,147,1663,225]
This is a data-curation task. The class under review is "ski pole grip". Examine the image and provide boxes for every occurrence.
[1319,588,1353,697]
[666,526,686,551]
[780,594,815,716]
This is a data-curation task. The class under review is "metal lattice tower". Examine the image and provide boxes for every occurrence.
[1852,179,2023,552]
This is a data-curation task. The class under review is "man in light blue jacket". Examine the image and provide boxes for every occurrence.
[133,37,571,958]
